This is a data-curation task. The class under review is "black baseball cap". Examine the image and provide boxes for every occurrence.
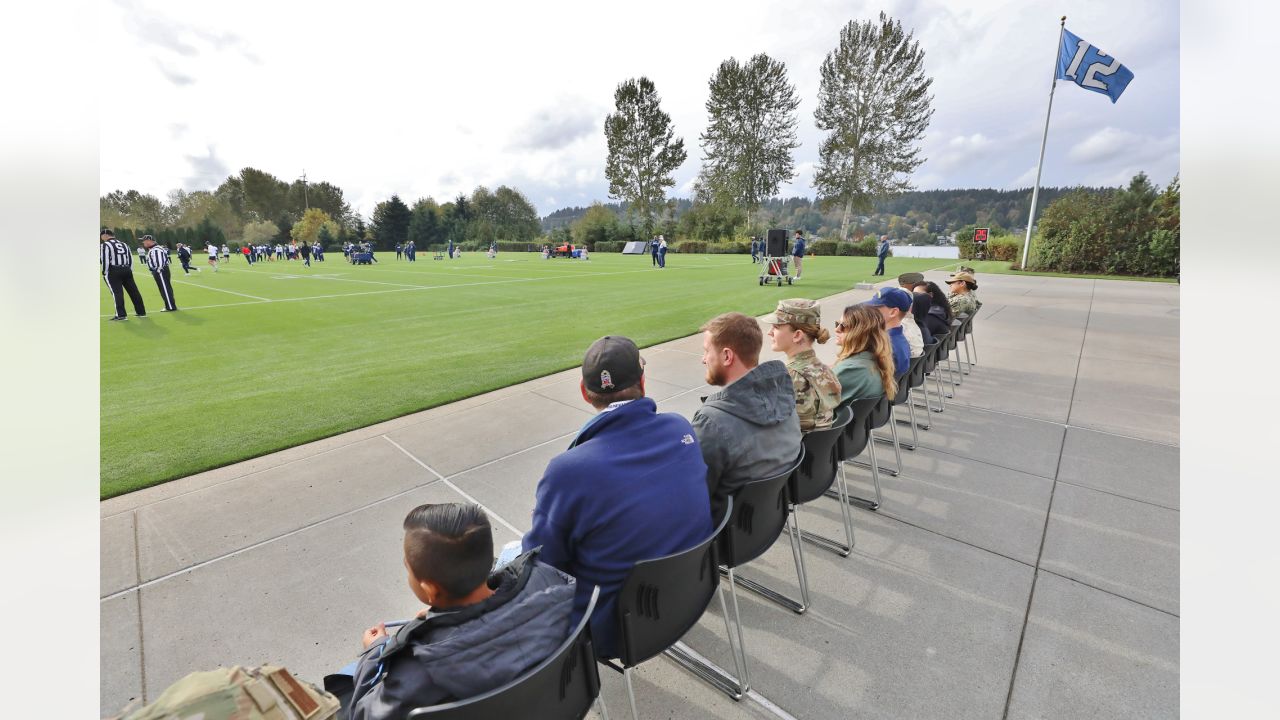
[582,336,644,393]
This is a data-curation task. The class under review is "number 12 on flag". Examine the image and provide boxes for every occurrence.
[1057,28,1135,103]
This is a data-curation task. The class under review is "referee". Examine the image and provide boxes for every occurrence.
[142,234,177,311]
[100,228,146,320]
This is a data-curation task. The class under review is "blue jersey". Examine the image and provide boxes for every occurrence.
[792,237,806,257]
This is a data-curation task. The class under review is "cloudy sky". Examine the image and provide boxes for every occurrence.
[99,0,1179,218]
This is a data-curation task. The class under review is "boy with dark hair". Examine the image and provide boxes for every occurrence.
[326,503,575,720]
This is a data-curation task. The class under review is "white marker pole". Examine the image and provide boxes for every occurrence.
[1021,17,1067,270]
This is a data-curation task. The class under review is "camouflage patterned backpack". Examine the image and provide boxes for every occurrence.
[114,664,340,720]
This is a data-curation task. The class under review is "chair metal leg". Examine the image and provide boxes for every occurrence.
[950,352,963,386]
[888,413,904,470]
[624,667,639,720]
[596,695,610,720]
[906,392,922,443]
[788,507,811,609]
[810,463,855,556]
[967,332,978,365]
[663,586,747,701]
[931,368,949,409]
[727,570,750,691]
[918,380,935,425]
[961,337,972,374]
[723,542,808,615]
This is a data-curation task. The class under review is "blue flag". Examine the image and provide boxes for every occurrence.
[1056,28,1134,103]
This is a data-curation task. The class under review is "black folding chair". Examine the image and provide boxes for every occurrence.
[793,406,857,562]
[409,587,605,720]
[831,396,884,510]
[850,392,901,478]
[922,331,951,412]
[910,339,941,427]
[671,452,805,700]
[605,501,735,714]
[892,354,927,450]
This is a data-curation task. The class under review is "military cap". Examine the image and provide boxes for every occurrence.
[897,272,925,286]
[945,271,977,284]
[763,298,822,327]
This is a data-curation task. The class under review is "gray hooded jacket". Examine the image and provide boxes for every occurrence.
[692,360,802,517]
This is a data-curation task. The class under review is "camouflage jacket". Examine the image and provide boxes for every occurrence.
[786,350,842,433]
[949,291,978,317]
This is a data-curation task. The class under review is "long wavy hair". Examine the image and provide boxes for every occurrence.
[835,304,896,398]
[917,281,953,322]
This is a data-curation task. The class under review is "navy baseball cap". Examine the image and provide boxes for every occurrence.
[582,336,645,393]
[863,287,913,312]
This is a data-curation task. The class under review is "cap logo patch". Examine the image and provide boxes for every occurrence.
[600,370,614,389]
[681,434,695,445]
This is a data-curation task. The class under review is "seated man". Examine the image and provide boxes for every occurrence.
[863,287,913,377]
[328,503,575,720]
[694,312,803,518]
[895,272,926,358]
[523,336,713,659]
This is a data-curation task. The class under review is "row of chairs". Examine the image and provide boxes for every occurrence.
[412,309,981,719]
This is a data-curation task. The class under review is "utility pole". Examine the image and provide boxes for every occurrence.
[299,170,309,210]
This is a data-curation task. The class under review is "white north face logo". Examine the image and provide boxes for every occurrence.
[681,434,694,445]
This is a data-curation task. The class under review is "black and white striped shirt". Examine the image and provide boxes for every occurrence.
[100,238,132,275]
[145,245,170,272]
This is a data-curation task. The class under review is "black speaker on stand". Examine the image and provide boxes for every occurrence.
[766,229,787,257]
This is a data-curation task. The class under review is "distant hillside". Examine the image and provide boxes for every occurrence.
[541,187,1113,240]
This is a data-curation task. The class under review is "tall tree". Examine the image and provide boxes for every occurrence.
[814,13,934,240]
[239,167,291,223]
[700,54,800,228]
[407,198,442,247]
[291,208,340,244]
[604,77,687,233]
[371,194,412,249]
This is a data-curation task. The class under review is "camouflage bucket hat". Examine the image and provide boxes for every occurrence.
[763,298,821,327]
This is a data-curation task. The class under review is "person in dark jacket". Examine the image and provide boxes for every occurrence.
[693,312,802,518]
[327,503,575,720]
[522,335,713,660]
[915,281,954,339]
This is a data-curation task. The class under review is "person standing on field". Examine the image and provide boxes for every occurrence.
[207,241,219,272]
[142,235,177,311]
[874,235,890,276]
[792,230,807,280]
[101,228,146,321]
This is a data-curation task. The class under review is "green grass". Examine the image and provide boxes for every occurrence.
[101,252,950,498]
[928,259,1179,283]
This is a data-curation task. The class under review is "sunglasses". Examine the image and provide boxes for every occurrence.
[834,321,847,332]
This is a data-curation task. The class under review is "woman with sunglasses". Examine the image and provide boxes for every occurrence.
[832,304,897,404]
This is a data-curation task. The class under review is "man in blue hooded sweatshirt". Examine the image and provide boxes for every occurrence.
[522,335,713,659]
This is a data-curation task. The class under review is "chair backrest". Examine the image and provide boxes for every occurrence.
[408,587,603,720]
[791,406,853,505]
[895,355,925,402]
[867,392,892,429]
[924,333,948,373]
[837,396,878,461]
[954,314,970,341]
[613,500,734,669]
[718,449,806,569]
[911,344,936,388]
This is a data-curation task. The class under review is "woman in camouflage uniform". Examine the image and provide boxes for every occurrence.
[946,271,979,317]
[765,299,842,432]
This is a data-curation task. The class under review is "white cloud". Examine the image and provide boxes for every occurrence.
[99,0,1180,217]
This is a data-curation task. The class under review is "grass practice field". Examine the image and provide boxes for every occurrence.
[101,251,950,498]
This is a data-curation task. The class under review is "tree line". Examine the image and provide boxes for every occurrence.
[101,167,541,251]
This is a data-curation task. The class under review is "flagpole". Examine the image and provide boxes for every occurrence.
[1020,16,1067,270]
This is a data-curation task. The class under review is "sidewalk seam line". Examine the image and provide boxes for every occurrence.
[1034,569,1180,618]
[382,436,522,536]
[1001,278,1095,720]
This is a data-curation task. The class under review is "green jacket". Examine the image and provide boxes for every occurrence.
[834,352,886,404]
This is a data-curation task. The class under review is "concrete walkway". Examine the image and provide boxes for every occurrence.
[100,272,1180,719]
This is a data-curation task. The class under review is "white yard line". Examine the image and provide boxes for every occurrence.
[170,280,270,301]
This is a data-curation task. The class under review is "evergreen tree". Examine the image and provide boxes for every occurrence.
[371,194,412,250]
[700,54,800,228]
[604,77,687,233]
[814,13,934,239]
